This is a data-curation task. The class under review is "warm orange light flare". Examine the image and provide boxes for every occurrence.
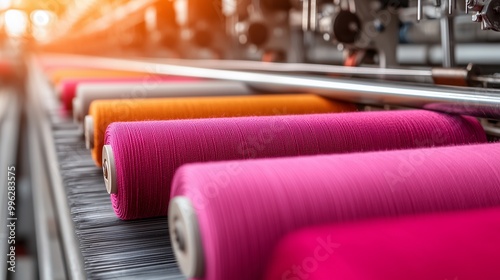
[31,9,51,26]
[4,9,28,36]
[0,0,11,10]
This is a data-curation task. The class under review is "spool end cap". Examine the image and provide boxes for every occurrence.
[73,98,81,123]
[102,145,117,194]
[84,115,94,150]
[169,196,204,278]
[56,84,63,98]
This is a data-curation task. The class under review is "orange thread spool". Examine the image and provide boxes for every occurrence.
[47,68,155,86]
[87,94,356,166]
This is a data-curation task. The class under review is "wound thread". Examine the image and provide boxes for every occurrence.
[73,81,252,123]
[91,94,355,166]
[60,76,197,111]
[265,207,500,280]
[171,143,500,280]
[105,110,486,220]
[48,68,151,86]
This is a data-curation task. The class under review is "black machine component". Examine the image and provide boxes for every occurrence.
[468,0,500,31]
[175,0,226,58]
[331,10,362,44]
[223,0,302,62]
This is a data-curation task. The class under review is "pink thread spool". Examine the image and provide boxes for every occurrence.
[59,76,198,112]
[264,207,500,280]
[102,110,486,221]
[169,143,500,280]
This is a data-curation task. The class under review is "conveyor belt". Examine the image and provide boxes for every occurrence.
[48,109,185,279]
[27,55,186,279]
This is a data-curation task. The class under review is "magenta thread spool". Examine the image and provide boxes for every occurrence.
[264,207,500,280]
[59,76,198,112]
[169,143,500,280]
[102,110,486,221]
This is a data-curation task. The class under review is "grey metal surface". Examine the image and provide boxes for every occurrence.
[402,16,500,44]
[41,54,500,119]
[0,92,8,122]
[29,56,184,279]
[397,44,500,65]
[27,58,87,280]
[28,100,67,280]
[306,43,500,65]
[28,105,54,280]
[0,89,21,280]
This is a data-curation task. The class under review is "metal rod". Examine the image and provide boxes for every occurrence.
[41,54,500,119]
[302,0,310,31]
[471,75,500,85]
[310,0,318,31]
[154,58,433,77]
[27,56,87,280]
[440,16,456,67]
[418,0,423,21]
[50,55,435,79]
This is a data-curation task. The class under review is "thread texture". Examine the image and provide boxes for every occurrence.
[73,81,252,123]
[171,143,500,280]
[48,69,150,86]
[60,76,197,111]
[105,110,486,220]
[265,207,500,280]
[93,94,354,165]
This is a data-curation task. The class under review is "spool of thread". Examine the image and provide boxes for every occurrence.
[265,207,500,280]
[103,110,485,220]
[89,94,354,166]
[47,68,154,86]
[169,142,500,280]
[59,76,198,111]
[73,81,253,123]
[0,60,13,77]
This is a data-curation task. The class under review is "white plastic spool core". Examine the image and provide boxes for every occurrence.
[56,84,63,98]
[169,196,205,278]
[84,115,94,150]
[73,97,82,123]
[102,145,117,194]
